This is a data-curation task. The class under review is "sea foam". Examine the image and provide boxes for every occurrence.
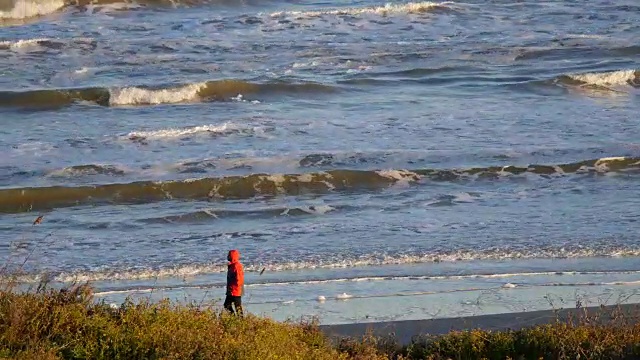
[0,0,65,20]
[109,83,208,106]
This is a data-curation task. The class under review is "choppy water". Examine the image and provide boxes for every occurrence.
[1,0,640,324]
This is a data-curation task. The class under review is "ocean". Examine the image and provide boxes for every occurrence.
[1,0,639,324]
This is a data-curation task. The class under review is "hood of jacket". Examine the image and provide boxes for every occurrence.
[228,249,240,264]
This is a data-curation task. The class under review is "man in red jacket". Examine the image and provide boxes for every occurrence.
[224,249,244,316]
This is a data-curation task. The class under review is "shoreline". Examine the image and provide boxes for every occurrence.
[320,303,640,345]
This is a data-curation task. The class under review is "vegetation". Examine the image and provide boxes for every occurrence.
[338,308,640,360]
[0,284,639,359]
[0,284,349,360]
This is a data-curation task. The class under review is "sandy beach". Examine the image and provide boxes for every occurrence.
[321,304,640,345]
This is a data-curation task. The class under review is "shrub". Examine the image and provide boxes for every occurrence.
[0,285,345,360]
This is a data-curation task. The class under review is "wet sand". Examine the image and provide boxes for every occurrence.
[320,304,640,345]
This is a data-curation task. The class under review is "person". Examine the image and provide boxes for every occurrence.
[224,249,244,316]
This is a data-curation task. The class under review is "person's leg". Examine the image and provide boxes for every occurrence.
[233,296,243,317]
[223,295,235,314]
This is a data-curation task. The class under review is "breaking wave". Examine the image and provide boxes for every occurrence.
[83,270,640,296]
[269,1,451,18]
[0,0,65,20]
[12,249,640,283]
[1,156,639,213]
[124,123,261,142]
[0,38,59,50]
[2,71,633,110]
[0,37,96,52]
[1,0,443,22]
[138,205,337,224]
[0,80,336,109]
[46,164,128,178]
[339,66,639,94]
[0,0,246,21]
[558,69,639,90]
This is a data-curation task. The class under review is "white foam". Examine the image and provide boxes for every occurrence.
[453,192,475,203]
[230,93,261,104]
[281,205,334,216]
[14,266,640,285]
[125,123,242,140]
[568,69,638,88]
[13,249,640,284]
[565,34,608,40]
[53,264,228,283]
[376,169,421,181]
[87,271,640,296]
[46,165,127,178]
[84,2,144,14]
[246,271,640,289]
[74,67,90,74]
[270,1,448,18]
[596,156,627,163]
[0,38,51,50]
[336,293,353,300]
[297,173,314,182]
[261,174,287,194]
[109,83,207,106]
[0,0,65,20]
[301,205,335,215]
[604,280,640,286]
[593,157,627,172]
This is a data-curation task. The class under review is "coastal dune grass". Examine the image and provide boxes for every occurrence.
[338,313,640,360]
[0,284,350,360]
[1,284,640,359]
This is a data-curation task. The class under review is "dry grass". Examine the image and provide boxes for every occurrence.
[0,284,348,360]
[337,304,640,360]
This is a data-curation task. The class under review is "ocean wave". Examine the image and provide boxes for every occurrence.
[0,0,65,20]
[109,82,207,106]
[0,37,96,52]
[11,249,640,283]
[560,69,639,89]
[0,38,59,50]
[245,270,640,288]
[46,164,128,178]
[124,123,259,141]
[0,0,281,21]
[339,66,639,94]
[1,0,451,22]
[0,156,639,213]
[138,205,337,224]
[0,80,336,109]
[269,1,451,18]
[567,69,639,87]
[89,270,640,296]
[72,0,235,7]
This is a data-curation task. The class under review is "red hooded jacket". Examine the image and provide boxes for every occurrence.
[226,249,244,297]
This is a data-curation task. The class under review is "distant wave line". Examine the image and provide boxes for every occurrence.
[0,156,639,213]
[7,250,640,283]
[0,80,337,109]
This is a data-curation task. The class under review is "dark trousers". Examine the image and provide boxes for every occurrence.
[224,295,243,316]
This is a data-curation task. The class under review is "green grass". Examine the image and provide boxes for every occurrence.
[1,284,639,360]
